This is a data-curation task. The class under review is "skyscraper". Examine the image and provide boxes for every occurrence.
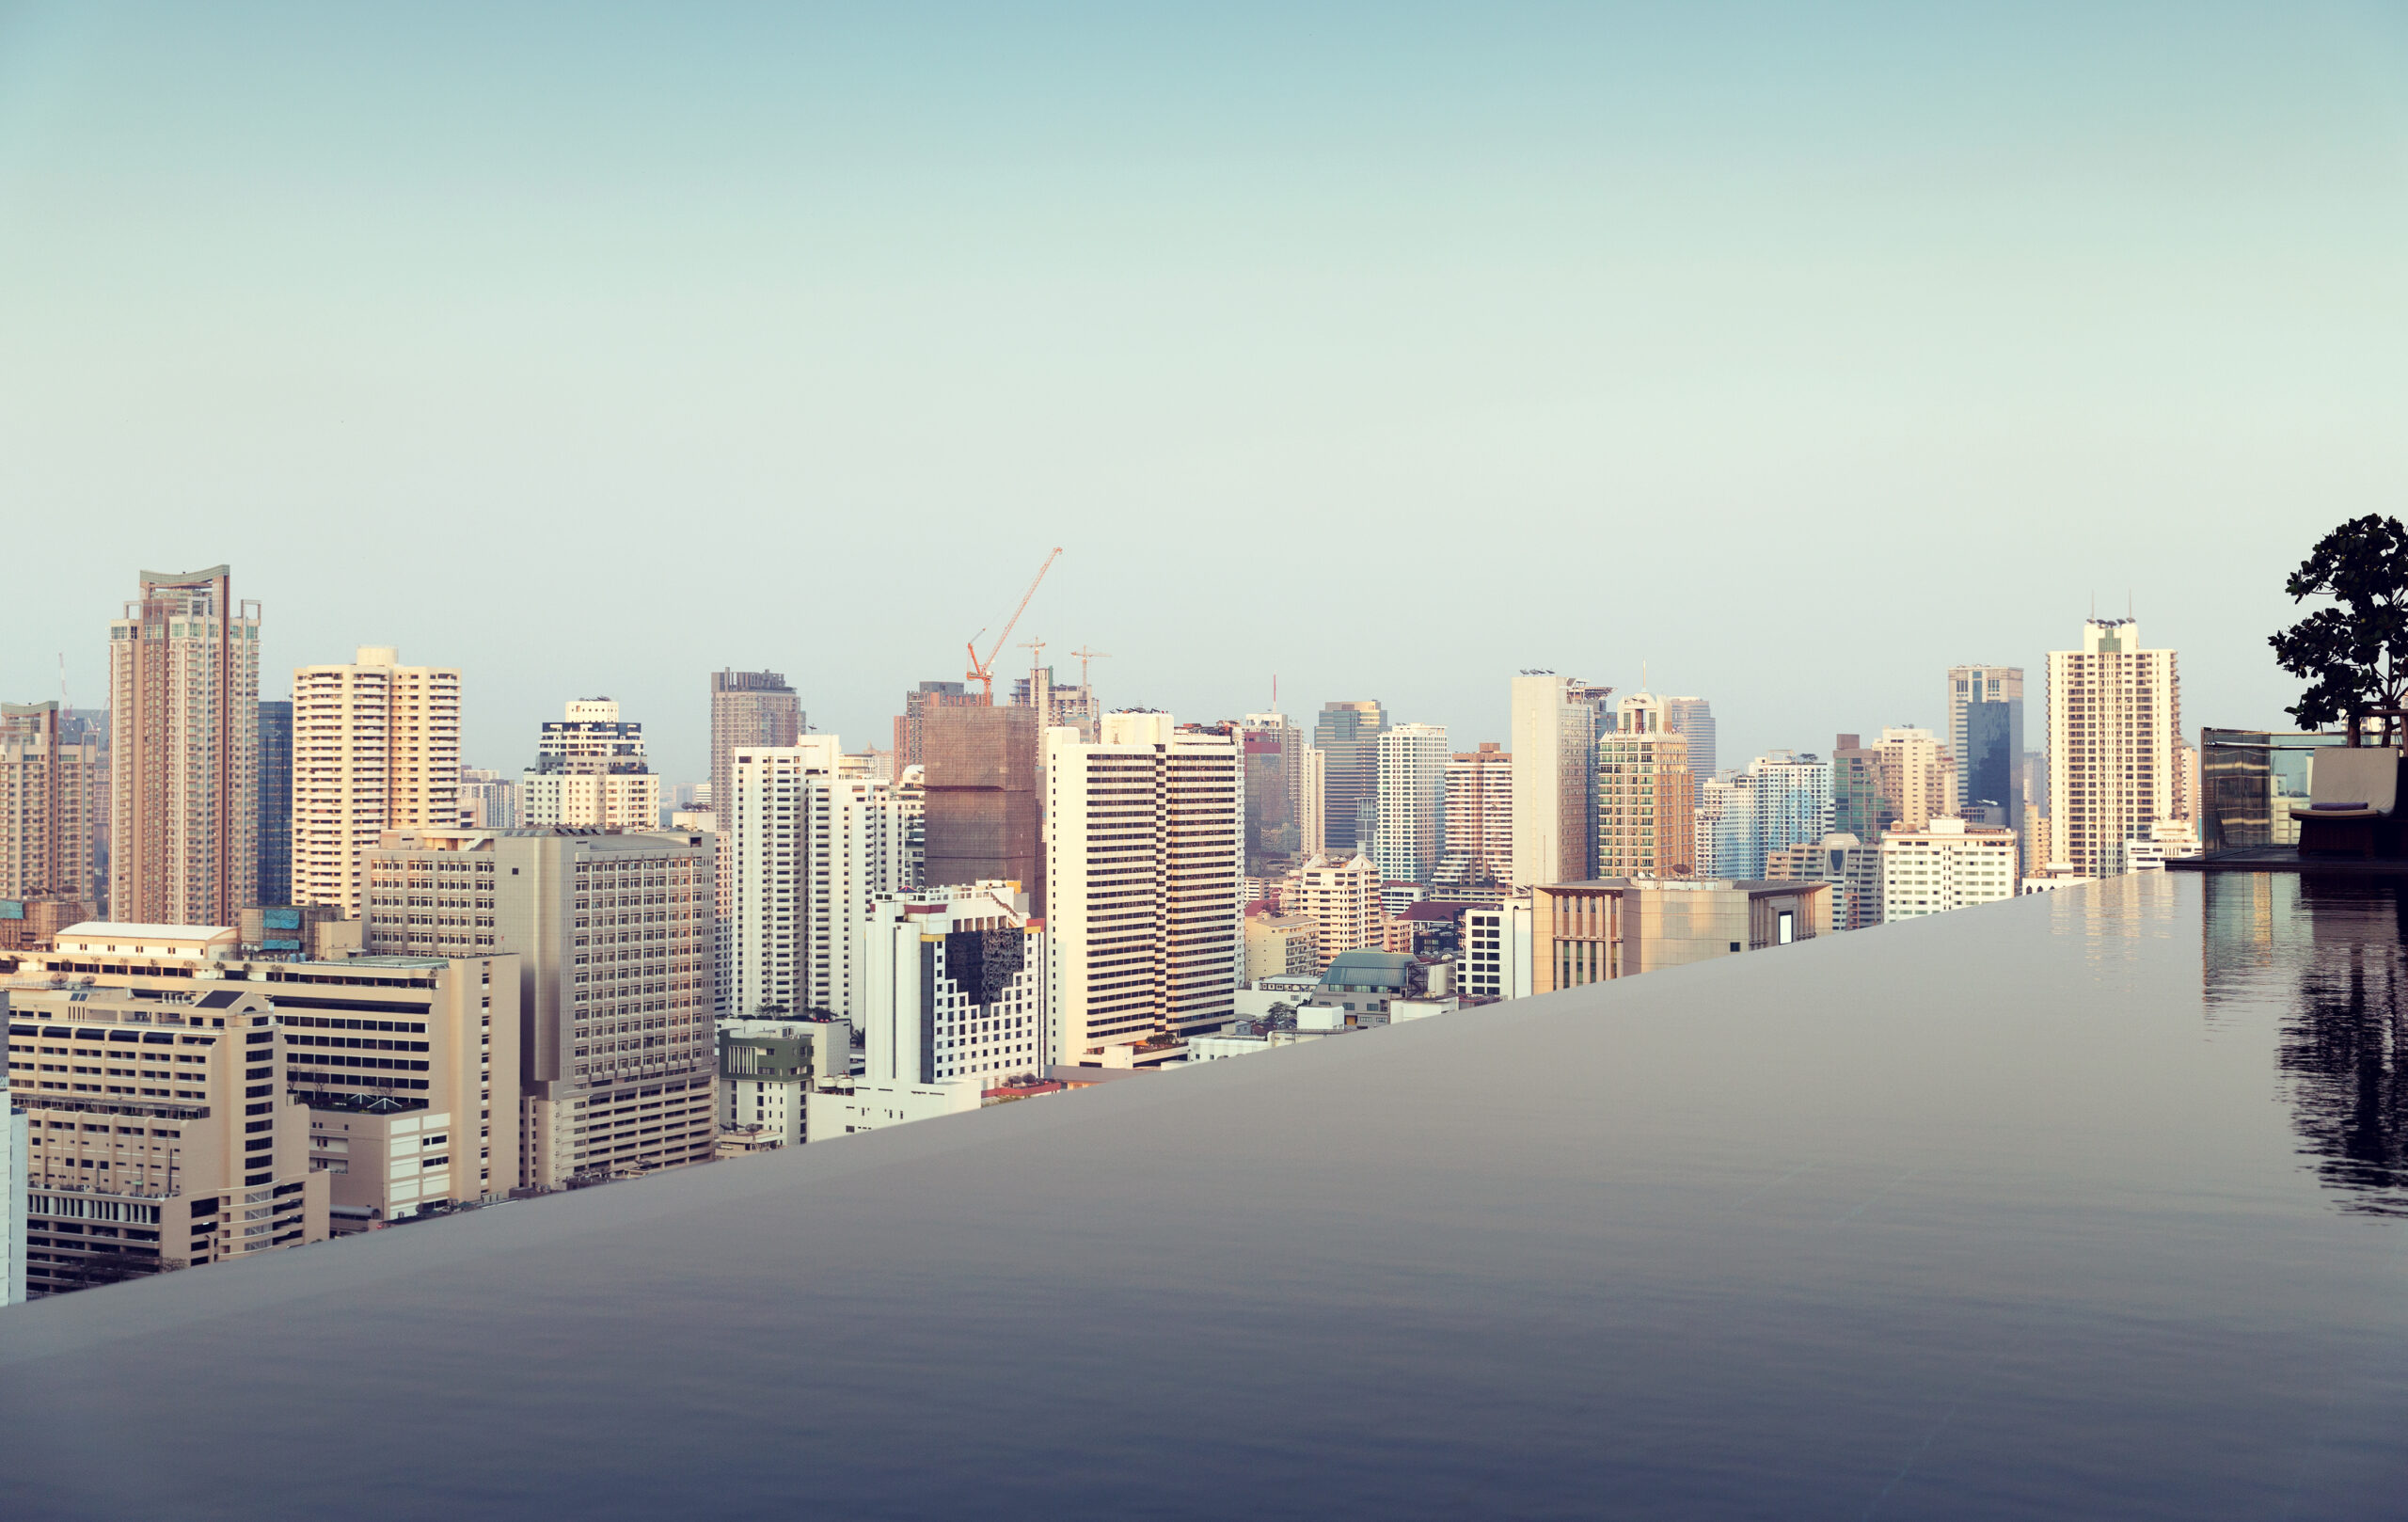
[1511,674,1611,889]
[1045,714,1243,1060]
[1946,666,2025,837]
[1437,742,1513,891]
[1660,697,1717,779]
[893,680,986,773]
[1312,701,1387,852]
[1240,712,1306,875]
[108,564,261,925]
[255,699,293,906]
[1595,691,1696,879]
[1373,723,1450,885]
[291,647,462,918]
[924,706,1041,910]
[519,700,660,831]
[0,701,101,913]
[721,738,844,1018]
[709,669,802,844]
[2047,618,2181,877]
[1875,727,1957,834]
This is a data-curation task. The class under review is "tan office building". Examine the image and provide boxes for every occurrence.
[108,565,261,926]
[291,647,463,919]
[1244,911,1318,981]
[1875,727,1959,834]
[1280,851,1382,972]
[1531,879,1830,992]
[1596,693,1697,880]
[6,925,329,1297]
[2047,618,2181,877]
[364,827,716,1188]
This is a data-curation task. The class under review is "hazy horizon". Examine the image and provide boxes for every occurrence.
[7,3,2405,782]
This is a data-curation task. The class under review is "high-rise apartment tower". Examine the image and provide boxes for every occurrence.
[1373,723,1450,885]
[2047,618,2180,877]
[290,648,462,918]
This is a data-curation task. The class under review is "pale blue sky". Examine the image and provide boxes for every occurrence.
[5,2,2406,780]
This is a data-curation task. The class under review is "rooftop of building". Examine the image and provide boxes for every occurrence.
[1545,878,1829,896]
[5,873,2404,1514]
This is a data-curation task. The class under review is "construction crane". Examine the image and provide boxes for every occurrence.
[965,547,1063,703]
[1070,646,1111,690]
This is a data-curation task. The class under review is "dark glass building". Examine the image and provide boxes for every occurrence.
[1312,700,1386,853]
[256,698,293,907]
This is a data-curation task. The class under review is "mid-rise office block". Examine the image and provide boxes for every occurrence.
[1530,878,1830,991]
[859,881,1046,1087]
[1511,674,1612,889]
[893,680,985,773]
[108,564,261,926]
[1045,714,1243,1061]
[1241,713,1307,875]
[291,648,463,919]
[364,828,715,1188]
[1373,722,1450,885]
[2,701,101,911]
[2047,619,2180,877]
[1596,692,1696,879]
[1947,666,2025,838]
[1280,851,1382,971]
[6,927,332,1296]
[924,706,1041,912]
[1461,898,1534,1003]
[1879,817,2020,921]
[1766,832,1883,930]
[1876,727,1957,834]
[518,700,660,832]
[256,700,293,906]
[1313,701,1387,853]
[718,1016,850,1147]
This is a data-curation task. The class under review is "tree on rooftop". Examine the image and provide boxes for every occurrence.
[2272,515,2408,739]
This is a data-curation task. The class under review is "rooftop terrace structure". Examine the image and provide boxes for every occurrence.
[3,871,2406,1515]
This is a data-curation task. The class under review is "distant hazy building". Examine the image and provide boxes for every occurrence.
[457,768,516,829]
[1312,701,1388,853]
[1011,665,1101,743]
[1531,878,1830,991]
[1878,816,2020,921]
[1436,742,1513,892]
[1875,727,1957,834]
[1694,772,1751,880]
[1511,674,1611,890]
[860,880,1046,1087]
[1830,735,1892,846]
[256,699,293,906]
[710,669,802,941]
[518,700,660,832]
[1765,832,1882,931]
[923,706,1041,912]
[2047,618,2181,877]
[1241,712,1307,875]
[291,647,463,919]
[1298,745,1327,857]
[1045,714,1244,1061]
[1,701,101,912]
[365,826,717,1189]
[1595,692,1696,879]
[1659,697,1717,778]
[892,680,985,773]
[108,564,261,926]
[1373,723,1450,885]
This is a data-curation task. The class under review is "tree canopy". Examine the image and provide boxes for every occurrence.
[2271,515,2408,734]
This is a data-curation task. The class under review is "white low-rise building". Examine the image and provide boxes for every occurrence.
[1879,817,2020,922]
[718,1017,852,1147]
[805,1079,982,1138]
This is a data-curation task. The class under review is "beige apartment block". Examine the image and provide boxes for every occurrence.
[1439,741,1514,890]
[6,928,330,1298]
[2048,618,2181,877]
[1,702,102,910]
[364,827,716,1189]
[519,700,663,832]
[1596,693,1697,880]
[1512,674,1612,889]
[1531,879,1830,993]
[291,647,463,919]
[1043,713,1244,1061]
[108,565,261,926]
[1875,727,1960,834]
[1280,852,1382,972]
[1244,911,1318,981]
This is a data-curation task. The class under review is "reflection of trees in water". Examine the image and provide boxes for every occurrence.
[2284,885,2408,1213]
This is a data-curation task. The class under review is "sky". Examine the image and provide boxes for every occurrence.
[4,2,2407,784]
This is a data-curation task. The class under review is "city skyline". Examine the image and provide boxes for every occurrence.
[4,7,2398,779]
